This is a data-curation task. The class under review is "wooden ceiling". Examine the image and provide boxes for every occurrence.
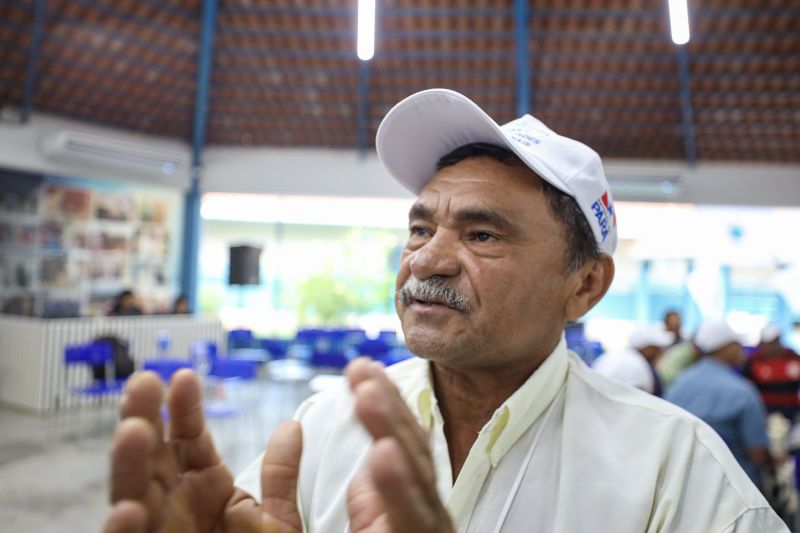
[1,0,798,162]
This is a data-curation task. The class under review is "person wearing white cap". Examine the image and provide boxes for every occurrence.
[743,324,800,420]
[592,325,673,396]
[104,90,786,532]
[666,320,773,492]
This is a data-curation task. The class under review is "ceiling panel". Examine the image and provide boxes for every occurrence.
[0,0,796,162]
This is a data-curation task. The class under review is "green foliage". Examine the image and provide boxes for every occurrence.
[295,228,401,325]
[198,285,225,313]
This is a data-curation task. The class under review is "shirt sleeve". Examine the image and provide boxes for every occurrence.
[739,388,770,450]
[721,506,790,532]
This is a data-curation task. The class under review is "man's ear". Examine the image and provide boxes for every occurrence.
[564,254,614,322]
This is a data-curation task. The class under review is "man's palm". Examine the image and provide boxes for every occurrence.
[104,371,302,533]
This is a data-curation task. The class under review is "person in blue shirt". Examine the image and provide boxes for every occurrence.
[666,320,772,491]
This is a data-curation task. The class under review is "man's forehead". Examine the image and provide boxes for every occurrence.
[408,187,529,232]
[412,164,542,215]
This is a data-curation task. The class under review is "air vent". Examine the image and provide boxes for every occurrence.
[40,130,190,177]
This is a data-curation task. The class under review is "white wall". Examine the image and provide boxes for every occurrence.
[1,112,798,207]
[202,146,411,198]
[202,149,800,207]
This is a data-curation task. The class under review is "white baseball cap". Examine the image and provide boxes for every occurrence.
[761,324,781,343]
[694,321,742,354]
[629,326,675,350]
[376,88,618,255]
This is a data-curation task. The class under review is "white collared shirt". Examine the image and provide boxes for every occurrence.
[236,337,787,532]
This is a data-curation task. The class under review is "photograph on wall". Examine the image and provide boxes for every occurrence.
[132,261,167,286]
[138,196,169,224]
[42,185,92,220]
[95,191,135,221]
[0,255,37,289]
[0,170,42,214]
[94,230,130,253]
[64,225,92,250]
[87,259,128,285]
[1,293,35,316]
[133,224,168,257]
[39,256,79,287]
[0,221,37,247]
[40,220,66,249]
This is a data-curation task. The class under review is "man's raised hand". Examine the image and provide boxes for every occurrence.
[346,359,455,533]
[103,370,303,533]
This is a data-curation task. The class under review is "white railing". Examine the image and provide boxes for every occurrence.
[0,314,224,413]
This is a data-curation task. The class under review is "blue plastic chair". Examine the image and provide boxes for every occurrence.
[378,330,398,344]
[381,347,414,367]
[259,338,290,360]
[211,359,259,380]
[64,340,121,398]
[143,359,194,383]
[310,349,350,370]
[62,340,122,438]
[228,329,255,351]
[357,339,391,360]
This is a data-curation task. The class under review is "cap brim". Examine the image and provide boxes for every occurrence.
[376,89,510,194]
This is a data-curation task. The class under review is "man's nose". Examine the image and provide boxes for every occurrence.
[409,232,460,279]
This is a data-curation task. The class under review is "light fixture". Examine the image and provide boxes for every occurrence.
[357,0,376,60]
[668,0,690,45]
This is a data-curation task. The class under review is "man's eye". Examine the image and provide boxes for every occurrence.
[471,231,497,242]
[410,226,429,237]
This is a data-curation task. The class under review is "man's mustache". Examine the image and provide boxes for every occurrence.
[397,276,471,312]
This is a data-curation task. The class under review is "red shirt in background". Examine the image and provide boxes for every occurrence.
[743,347,800,420]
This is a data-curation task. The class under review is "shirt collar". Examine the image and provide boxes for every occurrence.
[409,335,570,467]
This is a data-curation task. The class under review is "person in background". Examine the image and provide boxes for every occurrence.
[666,320,773,491]
[663,309,684,345]
[109,289,143,316]
[657,335,701,390]
[592,325,673,396]
[743,324,800,421]
[172,294,190,314]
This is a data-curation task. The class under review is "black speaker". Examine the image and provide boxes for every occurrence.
[228,245,261,285]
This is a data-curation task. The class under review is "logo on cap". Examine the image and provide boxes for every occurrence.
[590,191,615,242]
[506,122,541,148]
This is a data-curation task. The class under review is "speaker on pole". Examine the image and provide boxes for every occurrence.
[228,245,261,285]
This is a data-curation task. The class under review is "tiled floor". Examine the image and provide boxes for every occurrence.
[0,377,313,533]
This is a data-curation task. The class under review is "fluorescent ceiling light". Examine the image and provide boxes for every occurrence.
[357,0,376,60]
[668,0,690,45]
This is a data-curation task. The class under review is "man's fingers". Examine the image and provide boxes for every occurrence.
[120,371,165,441]
[369,437,453,533]
[110,418,158,503]
[103,501,147,533]
[347,359,438,499]
[167,369,221,470]
[223,422,304,533]
[259,421,303,532]
[347,469,388,532]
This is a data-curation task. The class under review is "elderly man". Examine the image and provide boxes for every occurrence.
[104,90,786,532]
[666,320,773,492]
